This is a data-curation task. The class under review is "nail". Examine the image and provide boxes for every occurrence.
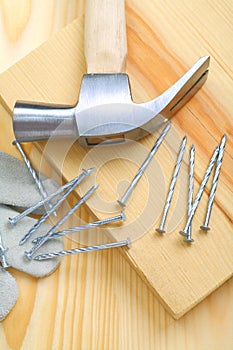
[13,140,56,216]
[156,136,187,234]
[200,135,227,231]
[184,145,195,243]
[34,237,131,261]
[9,168,94,226]
[0,233,10,270]
[19,168,94,245]
[24,184,99,259]
[32,211,126,243]
[180,145,219,236]
[117,122,171,207]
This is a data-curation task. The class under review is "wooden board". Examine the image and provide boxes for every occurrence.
[0,0,83,73]
[0,0,232,322]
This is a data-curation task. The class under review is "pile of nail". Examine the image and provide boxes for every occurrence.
[0,142,131,271]
[1,125,170,265]
[155,134,226,242]
[0,125,227,269]
[0,127,226,322]
[116,123,226,243]
[8,168,129,262]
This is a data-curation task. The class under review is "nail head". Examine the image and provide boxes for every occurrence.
[200,225,210,231]
[156,228,165,234]
[184,237,194,243]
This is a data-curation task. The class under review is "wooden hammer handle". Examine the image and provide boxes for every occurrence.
[85,0,127,73]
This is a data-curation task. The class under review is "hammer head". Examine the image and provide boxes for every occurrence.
[75,73,162,146]
[13,56,209,146]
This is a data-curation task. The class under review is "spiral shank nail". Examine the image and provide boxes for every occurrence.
[20,213,49,245]
[34,239,130,261]
[25,184,98,259]
[13,140,53,209]
[185,145,195,241]
[118,122,171,206]
[11,168,94,227]
[181,145,219,235]
[0,235,10,269]
[188,147,219,218]
[165,137,186,206]
[33,212,126,243]
[0,251,9,269]
[19,172,87,245]
[142,122,171,168]
[55,212,126,237]
[157,136,186,232]
[202,135,227,229]
[188,145,195,215]
[9,177,76,226]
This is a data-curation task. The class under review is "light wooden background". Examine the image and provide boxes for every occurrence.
[0,1,233,349]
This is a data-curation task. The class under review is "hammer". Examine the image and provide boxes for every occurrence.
[13,0,209,146]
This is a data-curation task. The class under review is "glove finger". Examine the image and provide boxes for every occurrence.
[0,270,18,321]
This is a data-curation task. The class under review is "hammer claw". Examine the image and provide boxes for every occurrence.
[142,56,210,119]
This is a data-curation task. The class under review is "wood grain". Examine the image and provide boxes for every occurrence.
[0,0,83,73]
[0,0,233,348]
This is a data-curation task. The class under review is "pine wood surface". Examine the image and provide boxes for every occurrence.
[0,1,232,349]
